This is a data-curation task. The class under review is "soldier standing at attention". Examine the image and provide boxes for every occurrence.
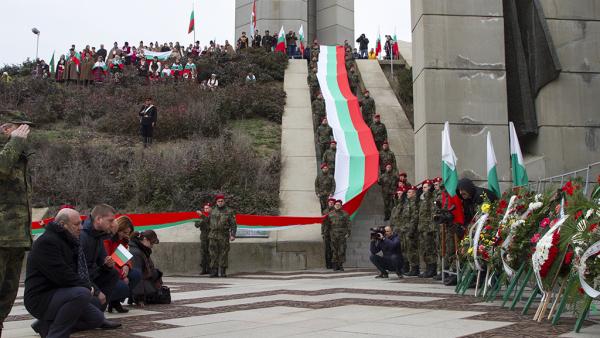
[359,90,376,126]
[378,163,399,221]
[348,66,360,95]
[0,111,33,335]
[328,200,351,271]
[307,67,319,100]
[378,141,396,173]
[321,197,336,269]
[315,163,336,214]
[208,195,237,278]
[370,114,388,150]
[316,117,333,158]
[399,186,420,276]
[139,97,157,148]
[418,180,437,278]
[321,140,337,175]
[312,92,326,132]
[194,203,212,275]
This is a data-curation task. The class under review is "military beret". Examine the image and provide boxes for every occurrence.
[398,172,407,177]
[203,203,212,208]
[0,110,33,125]
[407,186,417,192]
[396,187,406,194]
[320,163,329,169]
[215,194,225,201]
[321,117,328,122]
[422,179,432,186]
[335,199,343,204]
[327,197,336,203]
[433,177,442,183]
[374,114,381,118]
[382,140,388,145]
[385,162,393,167]
[330,140,337,145]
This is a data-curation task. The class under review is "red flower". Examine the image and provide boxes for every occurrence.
[562,181,574,196]
[540,218,550,228]
[590,223,598,232]
[575,210,583,220]
[578,287,585,295]
[484,225,493,231]
[563,250,574,265]
[530,233,541,244]
[499,200,508,209]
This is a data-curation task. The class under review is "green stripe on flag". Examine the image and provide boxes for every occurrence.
[511,154,529,187]
[442,161,458,196]
[488,166,501,198]
[115,249,129,264]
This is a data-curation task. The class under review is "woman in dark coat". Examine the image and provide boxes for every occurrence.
[129,230,162,305]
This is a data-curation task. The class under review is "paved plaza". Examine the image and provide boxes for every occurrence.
[4,269,599,338]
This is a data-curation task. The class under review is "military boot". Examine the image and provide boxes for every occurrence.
[423,264,437,278]
[338,264,344,272]
[219,267,227,278]
[209,268,218,278]
[404,265,420,277]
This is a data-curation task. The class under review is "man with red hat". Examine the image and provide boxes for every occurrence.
[397,185,420,276]
[359,90,376,125]
[194,203,212,275]
[379,140,396,173]
[369,114,387,150]
[377,163,399,221]
[322,140,337,175]
[325,200,350,271]
[208,194,237,278]
[316,117,333,157]
[418,180,437,278]
[315,163,336,214]
[321,197,337,269]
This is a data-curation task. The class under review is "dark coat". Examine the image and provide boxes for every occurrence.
[139,105,157,126]
[457,178,498,224]
[370,233,400,258]
[24,222,91,318]
[356,36,369,50]
[79,218,112,281]
[129,238,161,298]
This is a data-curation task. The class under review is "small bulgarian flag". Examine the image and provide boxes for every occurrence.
[275,26,286,53]
[188,9,195,34]
[111,244,133,267]
[442,122,459,197]
[509,122,529,187]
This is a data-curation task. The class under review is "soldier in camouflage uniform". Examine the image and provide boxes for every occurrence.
[321,197,337,269]
[327,200,351,271]
[0,111,33,332]
[208,194,237,278]
[348,66,360,95]
[312,92,326,132]
[359,90,376,126]
[377,163,399,221]
[390,187,406,271]
[321,140,336,175]
[432,177,444,280]
[194,203,212,275]
[307,67,319,100]
[418,180,437,278]
[398,186,420,276]
[315,163,336,214]
[316,117,333,158]
[370,114,388,150]
[378,141,396,173]
[311,40,320,62]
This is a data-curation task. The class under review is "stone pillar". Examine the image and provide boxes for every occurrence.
[529,1,600,179]
[315,0,354,45]
[411,0,511,189]
[235,0,308,43]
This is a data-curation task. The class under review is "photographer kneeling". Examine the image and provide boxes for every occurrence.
[369,226,402,278]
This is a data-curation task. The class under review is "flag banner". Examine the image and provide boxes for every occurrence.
[275,26,286,52]
[188,9,195,34]
[143,50,172,61]
[375,28,382,57]
[509,121,529,187]
[486,131,501,198]
[441,122,459,196]
[392,34,399,59]
[250,0,256,39]
[49,52,55,74]
[111,244,133,267]
[317,45,379,203]
[298,24,305,56]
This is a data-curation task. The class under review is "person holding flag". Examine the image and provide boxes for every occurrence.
[64,49,80,85]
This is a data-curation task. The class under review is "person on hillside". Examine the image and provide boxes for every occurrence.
[262,30,272,52]
[238,32,250,50]
[315,163,336,214]
[194,203,212,275]
[378,163,399,221]
[208,194,237,278]
[108,42,121,62]
[55,55,66,82]
[1,72,12,84]
[136,59,148,83]
[0,111,33,336]
[160,63,171,80]
[24,208,119,338]
[253,31,262,48]
[64,49,79,85]
[80,53,94,86]
[183,60,197,80]
[148,57,161,80]
[129,230,163,305]
[207,73,219,91]
[322,140,337,175]
[92,56,107,83]
[316,117,333,158]
[370,114,388,150]
[139,97,157,148]
[360,90,376,125]
[245,72,256,84]
[122,42,132,65]
[327,200,351,271]
[96,44,107,62]
[103,216,141,312]
[356,34,369,59]
[171,59,183,82]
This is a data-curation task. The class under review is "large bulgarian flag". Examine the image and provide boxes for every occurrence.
[509,121,529,187]
[143,49,172,61]
[317,45,379,205]
[275,26,286,53]
[486,131,501,198]
[442,122,459,196]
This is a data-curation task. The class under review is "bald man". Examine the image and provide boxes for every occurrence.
[24,208,120,337]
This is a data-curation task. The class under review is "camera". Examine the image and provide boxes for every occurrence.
[432,201,454,225]
[370,226,385,240]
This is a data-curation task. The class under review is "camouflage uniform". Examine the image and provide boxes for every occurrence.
[390,197,405,229]
[378,148,397,173]
[311,97,326,131]
[316,123,333,158]
[377,171,398,221]
[348,70,359,95]
[397,197,419,274]
[194,214,211,274]
[370,120,388,150]
[321,147,336,174]
[0,128,32,324]
[321,209,333,269]
[327,208,351,269]
[307,70,319,99]
[418,190,437,276]
[360,96,376,126]
[208,205,237,271]
[315,173,336,213]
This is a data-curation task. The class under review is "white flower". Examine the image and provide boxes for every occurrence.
[535,194,543,202]
[585,209,594,220]
[529,202,543,211]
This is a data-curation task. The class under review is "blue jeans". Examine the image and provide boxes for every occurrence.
[360,49,368,59]
[110,268,142,302]
[287,45,296,57]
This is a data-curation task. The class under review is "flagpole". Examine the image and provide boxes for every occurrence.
[391,27,395,78]
[193,1,196,44]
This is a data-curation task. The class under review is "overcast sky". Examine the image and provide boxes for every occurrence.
[0,0,411,65]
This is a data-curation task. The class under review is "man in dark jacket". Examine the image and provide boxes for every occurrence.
[79,204,120,312]
[139,97,157,148]
[25,208,119,337]
[369,225,402,278]
[456,178,498,225]
[356,34,369,59]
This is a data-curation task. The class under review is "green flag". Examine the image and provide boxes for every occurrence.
[486,131,501,198]
[442,122,459,196]
[49,51,55,74]
[509,122,529,187]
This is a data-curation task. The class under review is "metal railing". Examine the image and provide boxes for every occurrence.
[529,161,600,196]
